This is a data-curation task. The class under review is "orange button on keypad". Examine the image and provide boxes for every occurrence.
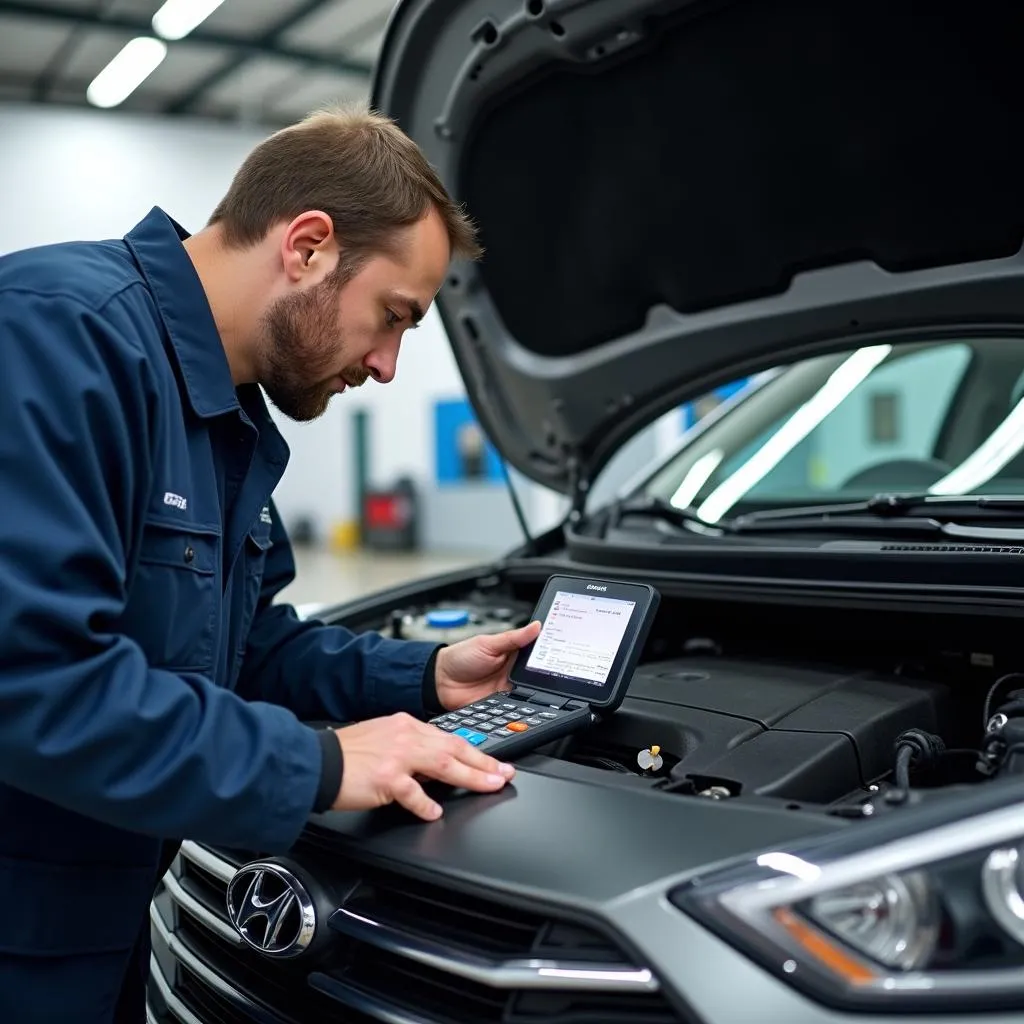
[507,722,529,732]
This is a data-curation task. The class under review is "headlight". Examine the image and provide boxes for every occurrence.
[673,798,1024,1012]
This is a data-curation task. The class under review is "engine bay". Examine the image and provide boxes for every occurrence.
[354,571,1024,817]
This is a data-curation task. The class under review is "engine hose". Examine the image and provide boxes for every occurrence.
[894,745,913,790]
[893,728,945,789]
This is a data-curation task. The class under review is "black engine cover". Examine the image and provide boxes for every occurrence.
[543,657,951,804]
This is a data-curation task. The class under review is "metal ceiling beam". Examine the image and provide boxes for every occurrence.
[164,0,349,116]
[0,0,373,80]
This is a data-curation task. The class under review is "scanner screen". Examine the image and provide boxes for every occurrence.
[525,590,636,686]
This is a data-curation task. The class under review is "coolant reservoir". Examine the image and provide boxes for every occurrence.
[397,607,514,643]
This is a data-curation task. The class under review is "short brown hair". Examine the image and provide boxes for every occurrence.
[208,103,481,264]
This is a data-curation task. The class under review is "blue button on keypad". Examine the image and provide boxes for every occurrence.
[453,727,487,745]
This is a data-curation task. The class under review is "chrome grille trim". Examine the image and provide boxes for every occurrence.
[149,903,287,1024]
[148,953,204,1024]
[179,840,236,884]
[308,970,435,1024]
[163,869,242,946]
[330,905,659,992]
[161,842,669,1018]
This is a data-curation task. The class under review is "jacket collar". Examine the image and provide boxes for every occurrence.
[124,206,240,419]
[123,207,289,466]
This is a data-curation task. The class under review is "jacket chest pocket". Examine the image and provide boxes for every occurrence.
[120,518,221,673]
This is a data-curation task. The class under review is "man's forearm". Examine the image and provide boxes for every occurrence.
[237,602,442,720]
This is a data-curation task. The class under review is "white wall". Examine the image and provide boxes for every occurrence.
[0,102,577,546]
[0,104,268,252]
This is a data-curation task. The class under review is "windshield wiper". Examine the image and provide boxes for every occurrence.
[730,494,1024,539]
[597,495,732,536]
[734,493,1024,525]
[595,493,1024,543]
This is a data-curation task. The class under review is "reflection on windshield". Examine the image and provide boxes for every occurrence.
[693,346,893,522]
[642,338,1024,521]
[929,396,1024,495]
[670,450,725,508]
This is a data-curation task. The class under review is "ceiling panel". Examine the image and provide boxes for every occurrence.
[281,0,393,53]
[199,56,303,110]
[202,0,316,37]
[0,0,383,124]
[0,16,73,76]
[57,28,136,80]
[345,28,385,64]
[268,69,369,118]
[143,41,231,94]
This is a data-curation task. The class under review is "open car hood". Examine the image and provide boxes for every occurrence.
[372,0,1024,497]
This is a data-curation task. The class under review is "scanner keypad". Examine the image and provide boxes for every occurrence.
[429,698,566,745]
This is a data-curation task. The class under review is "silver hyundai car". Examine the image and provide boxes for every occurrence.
[147,0,1024,1021]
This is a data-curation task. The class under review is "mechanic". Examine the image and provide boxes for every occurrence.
[0,106,541,1023]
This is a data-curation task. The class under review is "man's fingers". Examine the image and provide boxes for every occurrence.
[441,732,516,779]
[388,735,514,819]
[390,773,442,821]
[409,726,516,793]
[426,749,512,793]
[484,620,542,654]
[334,715,518,819]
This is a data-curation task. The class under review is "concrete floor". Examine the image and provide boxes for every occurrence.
[275,546,497,611]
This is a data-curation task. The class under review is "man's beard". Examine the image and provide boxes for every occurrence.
[258,274,369,422]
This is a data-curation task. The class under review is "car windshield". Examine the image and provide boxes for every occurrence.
[640,337,1024,523]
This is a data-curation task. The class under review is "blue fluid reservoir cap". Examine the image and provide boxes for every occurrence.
[425,609,470,629]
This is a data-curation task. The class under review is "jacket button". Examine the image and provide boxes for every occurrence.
[184,546,195,564]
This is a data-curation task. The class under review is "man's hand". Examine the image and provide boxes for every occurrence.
[332,713,516,820]
[433,621,542,711]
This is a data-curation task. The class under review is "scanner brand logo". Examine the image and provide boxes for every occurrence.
[586,585,608,591]
[226,863,316,958]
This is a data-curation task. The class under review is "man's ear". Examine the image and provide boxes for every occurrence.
[280,210,336,284]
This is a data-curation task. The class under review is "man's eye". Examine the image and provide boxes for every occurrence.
[385,308,401,328]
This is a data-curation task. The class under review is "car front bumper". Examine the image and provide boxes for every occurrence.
[145,836,1024,1024]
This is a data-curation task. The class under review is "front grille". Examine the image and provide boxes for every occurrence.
[149,839,685,1024]
[337,860,623,961]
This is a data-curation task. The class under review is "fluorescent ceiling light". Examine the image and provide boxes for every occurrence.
[86,37,168,109]
[152,0,227,41]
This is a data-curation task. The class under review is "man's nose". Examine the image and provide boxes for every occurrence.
[364,342,399,384]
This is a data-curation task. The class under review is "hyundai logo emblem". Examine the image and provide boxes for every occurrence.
[225,862,316,958]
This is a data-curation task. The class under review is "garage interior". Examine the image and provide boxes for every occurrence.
[0,0,657,609]
[9,5,1022,1024]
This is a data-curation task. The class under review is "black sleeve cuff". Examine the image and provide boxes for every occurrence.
[421,644,447,716]
[313,727,343,813]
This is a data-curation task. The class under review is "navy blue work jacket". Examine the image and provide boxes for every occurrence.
[0,209,439,991]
